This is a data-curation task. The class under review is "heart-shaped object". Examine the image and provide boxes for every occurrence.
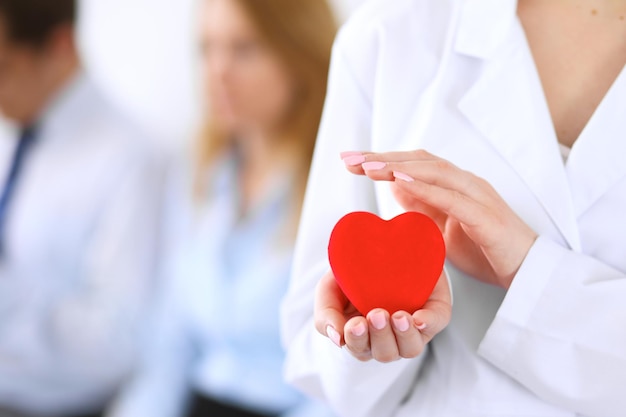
[328,211,445,315]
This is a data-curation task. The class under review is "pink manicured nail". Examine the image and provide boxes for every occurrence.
[370,311,387,330]
[392,316,410,332]
[340,151,362,159]
[362,161,387,171]
[326,325,341,347]
[415,322,428,331]
[350,322,367,337]
[393,171,415,182]
[343,155,366,166]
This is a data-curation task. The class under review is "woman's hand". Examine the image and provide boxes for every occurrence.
[341,150,538,289]
[314,269,451,362]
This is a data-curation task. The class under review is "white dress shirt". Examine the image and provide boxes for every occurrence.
[0,74,165,416]
[280,1,626,416]
[109,156,335,417]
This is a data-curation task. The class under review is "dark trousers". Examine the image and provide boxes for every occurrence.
[0,410,102,417]
[187,393,277,417]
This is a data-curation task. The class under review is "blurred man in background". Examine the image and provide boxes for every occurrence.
[0,0,165,416]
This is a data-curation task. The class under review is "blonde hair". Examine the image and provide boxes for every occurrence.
[194,0,338,215]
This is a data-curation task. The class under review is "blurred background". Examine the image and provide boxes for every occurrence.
[28,0,367,150]
[0,1,366,416]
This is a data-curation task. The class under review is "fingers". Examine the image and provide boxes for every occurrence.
[341,151,373,176]
[344,316,371,361]
[393,175,487,229]
[341,149,494,203]
[341,150,437,177]
[355,157,493,230]
[391,311,427,358]
[341,150,497,228]
[342,149,538,288]
[314,268,452,362]
[341,149,436,164]
[412,304,450,341]
[365,159,493,203]
[367,309,400,362]
[366,272,451,361]
[413,271,452,340]
[344,309,434,361]
[314,270,350,347]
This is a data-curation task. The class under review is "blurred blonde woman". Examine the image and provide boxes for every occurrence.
[108,1,337,417]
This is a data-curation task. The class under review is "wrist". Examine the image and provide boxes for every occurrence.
[501,232,539,290]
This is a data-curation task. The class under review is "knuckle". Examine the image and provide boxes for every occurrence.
[400,344,424,359]
[346,344,372,361]
[434,159,451,172]
[474,175,489,189]
[477,175,495,192]
[375,352,400,363]
[451,190,466,205]
[471,175,493,196]
[347,343,369,355]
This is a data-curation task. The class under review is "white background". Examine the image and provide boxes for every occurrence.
[76,0,366,148]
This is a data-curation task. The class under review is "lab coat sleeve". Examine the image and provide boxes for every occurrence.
[46,150,166,383]
[479,235,626,417]
[280,30,426,417]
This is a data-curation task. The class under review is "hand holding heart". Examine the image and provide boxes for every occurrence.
[316,181,451,364]
[342,149,538,289]
[313,149,537,362]
[315,268,451,362]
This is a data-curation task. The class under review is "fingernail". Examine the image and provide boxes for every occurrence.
[415,322,428,331]
[362,161,387,171]
[393,171,415,182]
[326,325,341,347]
[370,311,387,330]
[392,316,410,332]
[343,155,366,166]
[340,151,362,159]
[350,322,366,337]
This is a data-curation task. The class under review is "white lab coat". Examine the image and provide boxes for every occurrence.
[0,74,165,416]
[280,1,626,416]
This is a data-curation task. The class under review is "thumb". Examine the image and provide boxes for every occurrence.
[314,270,349,347]
[412,271,452,340]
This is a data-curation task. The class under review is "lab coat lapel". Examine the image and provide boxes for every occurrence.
[566,65,626,217]
[454,0,581,251]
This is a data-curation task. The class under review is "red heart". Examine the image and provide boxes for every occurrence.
[328,211,445,315]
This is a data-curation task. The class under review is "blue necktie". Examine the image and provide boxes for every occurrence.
[0,127,37,256]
